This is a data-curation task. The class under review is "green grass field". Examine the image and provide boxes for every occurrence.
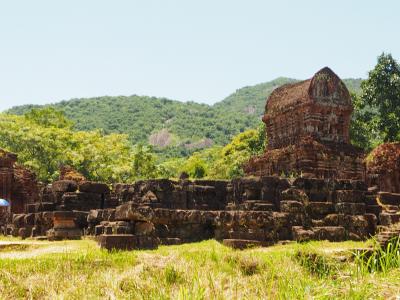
[0,238,399,299]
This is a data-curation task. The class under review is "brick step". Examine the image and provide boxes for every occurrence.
[335,202,366,215]
[26,202,56,213]
[96,234,136,250]
[376,224,400,247]
[292,226,346,242]
[96,234,159,250]
[382,205,400,213]
[159,237,182,245]
[222,239,262,250]
[240,200,275,211]
[47,228,82,241]
[379,212,400,226]
[280,200,304,213]
[378,192,400,206]
[334,190,366,203]
[246,199,275,204]
[306,202,334,218]
[225,203,237,210]
[226,228,258,239]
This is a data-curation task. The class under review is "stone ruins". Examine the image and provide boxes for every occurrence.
[1,67,399,250]
[245,67,365,180]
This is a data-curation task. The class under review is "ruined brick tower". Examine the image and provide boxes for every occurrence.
[0,149,39,214]
[245,67,365,179]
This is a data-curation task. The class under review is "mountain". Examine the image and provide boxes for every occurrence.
[6,77,362,158]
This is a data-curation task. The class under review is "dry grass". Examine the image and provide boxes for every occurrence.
[0,238,399,299]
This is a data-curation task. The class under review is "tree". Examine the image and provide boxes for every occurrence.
[350,93,383,150]
[0,112,160,183]
[24,107,73,129]
[208,127,265,179]
[360,53,400,143]
[131,144,159,179]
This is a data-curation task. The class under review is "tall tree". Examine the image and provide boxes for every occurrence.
[361,53,400,143]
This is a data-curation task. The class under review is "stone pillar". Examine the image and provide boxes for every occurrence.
[47,211,82,240]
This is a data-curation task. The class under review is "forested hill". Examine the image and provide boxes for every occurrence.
[6,77,362,157]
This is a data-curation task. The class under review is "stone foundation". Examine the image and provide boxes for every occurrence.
[83,177,391,250]
[2,172,398,249]
[245,137,365,180]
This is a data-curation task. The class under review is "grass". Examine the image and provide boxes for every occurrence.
[354,237,400,275]
[0,238,399,299]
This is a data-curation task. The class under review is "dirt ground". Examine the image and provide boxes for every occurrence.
[0,240,80,259]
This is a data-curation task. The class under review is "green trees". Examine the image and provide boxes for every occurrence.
[351,53,400,150]
[24,107,74,129]
[7,78,361,160]
[160,123,267,179]
[3,65,390,182]
[0,109,267,182]
[207,124,266,179]
[361,53,400,142]
[0,111,160,183]
[0,113,71,181]
[350,93,382,150]
[131,144,160,179]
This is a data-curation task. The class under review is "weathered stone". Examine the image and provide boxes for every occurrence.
[292,226,314,242]
[18,227,31,238]
[134,222,155,236]
[96,234,136,251]
[61,192,103,211]
[379,212,400,226]
[52,180,78,193]
[12,214,26,227]
[115,202,154,221]
[377,192,400,206]
[244,68,365,180]
[280,201,304,214]
[135,236,159,249]
[24,213,35,226]
[159,237,182,245]
[335,190,365,203]
[366,205,382,217]
[47,228,81,240]
[306,202,334,218]
[94,225,104,235]
[223,239,262,249]
[281,188,309,202]
[79,182,110,194]
[335,203,366,215]
[313,226,346,241]
[73,211,89,229]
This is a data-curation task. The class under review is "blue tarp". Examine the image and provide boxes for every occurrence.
[0,199,10,206]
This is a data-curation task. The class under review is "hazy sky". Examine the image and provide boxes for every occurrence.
[0,0,399,111]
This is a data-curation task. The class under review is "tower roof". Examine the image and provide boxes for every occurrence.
[266,67,352,115]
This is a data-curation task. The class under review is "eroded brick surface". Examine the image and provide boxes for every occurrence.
[244,67,365,180]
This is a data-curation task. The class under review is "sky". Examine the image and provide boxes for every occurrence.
[0,0,399,112]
